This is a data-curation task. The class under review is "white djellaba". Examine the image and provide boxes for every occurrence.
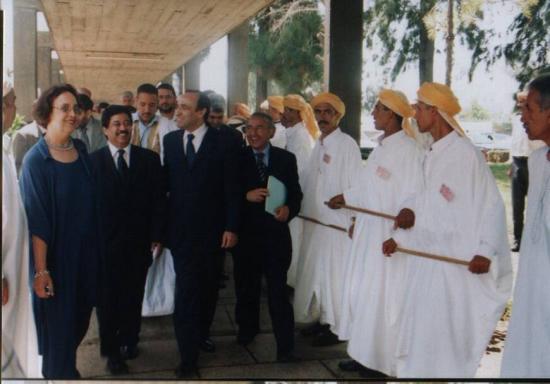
[501,145,550,378]
[392,131,513,378]
[293,128,362,332]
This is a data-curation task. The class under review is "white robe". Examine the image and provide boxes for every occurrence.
[340,131,424,376]
[284,121,314,288]
[293,128,362,331]
[392,131,513,378]
[501,146,550,378]
[271,121,287,149]
[2,150,41,378]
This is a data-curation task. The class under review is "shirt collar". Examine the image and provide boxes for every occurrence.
[252,143,271,156]
[107,141,131,157]
[379,129,405,147]
[185,123,207,139]
[320,127,341,146]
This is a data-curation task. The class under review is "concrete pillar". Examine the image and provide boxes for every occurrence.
[227,21,249,112]
[175,66,184,95]
[13,4,37,120]
[51,58,61,85]
[325,0,363,143]
[184,56,201,90]
[37,32,52,96]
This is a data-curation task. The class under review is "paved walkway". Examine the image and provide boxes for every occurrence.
[77,254,515,380]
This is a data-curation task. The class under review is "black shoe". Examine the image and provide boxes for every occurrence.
[338,359,363,372]
[311,329,343,347]
[120,344,139,360]
[358,366,388,378]
[107,356,129,375]
[511,242,520,252]
[300,321,328,337]
[221,272,229,281]
[237,331,258,346]
[276,351,299,363]
[200,338,216,353]
[175,363,198,379]
[218,280,227,289]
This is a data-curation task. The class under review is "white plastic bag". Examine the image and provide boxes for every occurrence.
[141,248,175,316]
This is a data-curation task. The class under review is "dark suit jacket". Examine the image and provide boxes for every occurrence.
[91,144,166,264]
[163,126,241,251]
[239,145,302,237]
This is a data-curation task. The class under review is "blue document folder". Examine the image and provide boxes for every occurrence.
[265,175,287,215]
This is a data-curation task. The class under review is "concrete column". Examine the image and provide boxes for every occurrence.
[184,56,201,90]
[37,32,52,96]
[13,5,37,120]
[325,0,363,143]
[51,58,61,85]
[176,66,184,95]
[227,21,249,112]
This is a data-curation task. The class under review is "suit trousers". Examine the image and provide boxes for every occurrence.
[172,241,220,368]
[233,230,295,355]
[511,156,529,243]
[97,248,150,357]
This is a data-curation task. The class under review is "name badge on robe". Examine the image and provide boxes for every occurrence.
[440,183,455,202]
[376,166,391,180]
[323,153,331,164]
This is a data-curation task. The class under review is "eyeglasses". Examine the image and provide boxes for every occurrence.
[53,104,83,114]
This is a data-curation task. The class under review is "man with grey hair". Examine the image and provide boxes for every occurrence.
[501,73,550,378]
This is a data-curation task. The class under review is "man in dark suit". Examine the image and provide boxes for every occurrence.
[90,105,166,375]
[234,112,302,362]
[163,90,241,378]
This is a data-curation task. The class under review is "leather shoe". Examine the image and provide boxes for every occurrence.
[175,363,198,379]
[200,338,216,353]
[120,344,139,360]
[276,351,299,363]
[511,242,520,252]
[358,366,388,378]
[311,329,344,347]
[107,356,129,375]
[300,322,328,337]
[338,359,362,372]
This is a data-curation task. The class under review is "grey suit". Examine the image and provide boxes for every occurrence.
[71,116,107,153]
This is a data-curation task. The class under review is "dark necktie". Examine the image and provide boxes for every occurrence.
[256,152,267,183]
[117,149,129,177]
[80,126,91,151]
[186,133,196,166]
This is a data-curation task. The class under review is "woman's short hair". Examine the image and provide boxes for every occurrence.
[33,84,78,127]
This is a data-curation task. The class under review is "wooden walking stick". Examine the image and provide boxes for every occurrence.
[324,201,396,220]
[302,212,469,266]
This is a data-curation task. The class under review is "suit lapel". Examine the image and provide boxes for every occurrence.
[127,145,140,184]
[190,127,213,168]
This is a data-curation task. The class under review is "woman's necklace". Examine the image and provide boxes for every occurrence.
[45,137,74,151]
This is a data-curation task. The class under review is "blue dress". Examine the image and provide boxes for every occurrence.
[19,138,99,379]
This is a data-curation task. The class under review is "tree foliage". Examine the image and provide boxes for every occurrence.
[248,0,323,95]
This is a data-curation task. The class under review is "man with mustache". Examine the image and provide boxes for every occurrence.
[293,92,362,347]
[90,105,166,374]
[501,73,550,378]
[157,83,177,121]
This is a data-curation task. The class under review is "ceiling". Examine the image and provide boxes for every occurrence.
[41,0,273,101]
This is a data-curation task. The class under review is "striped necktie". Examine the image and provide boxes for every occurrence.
[255,152,267,183]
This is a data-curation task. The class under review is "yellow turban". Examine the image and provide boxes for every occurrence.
[284,94,319,139]
[377,89,416,138]
[232,103,251,119]
[267,96,284,114]
[417,82,465,136]
[310,92,346,118]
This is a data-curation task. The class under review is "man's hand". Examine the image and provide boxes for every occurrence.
[394,208,415,230]
[382,238,397,257]
[221,231,238,249]
[468,255,491,274]
[274,205,290,222]
[151,242,163,259]
[327,194,345,209]
[246,188,269,203]
[2,278,8,305]
[34,273,54,299]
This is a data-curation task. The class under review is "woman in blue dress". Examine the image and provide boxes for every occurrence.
[19,84,100,379]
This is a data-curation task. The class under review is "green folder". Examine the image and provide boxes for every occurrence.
[265,175,287,215]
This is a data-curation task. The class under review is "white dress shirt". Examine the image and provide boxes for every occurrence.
[107,141,131,168]
[183,124,208,154]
